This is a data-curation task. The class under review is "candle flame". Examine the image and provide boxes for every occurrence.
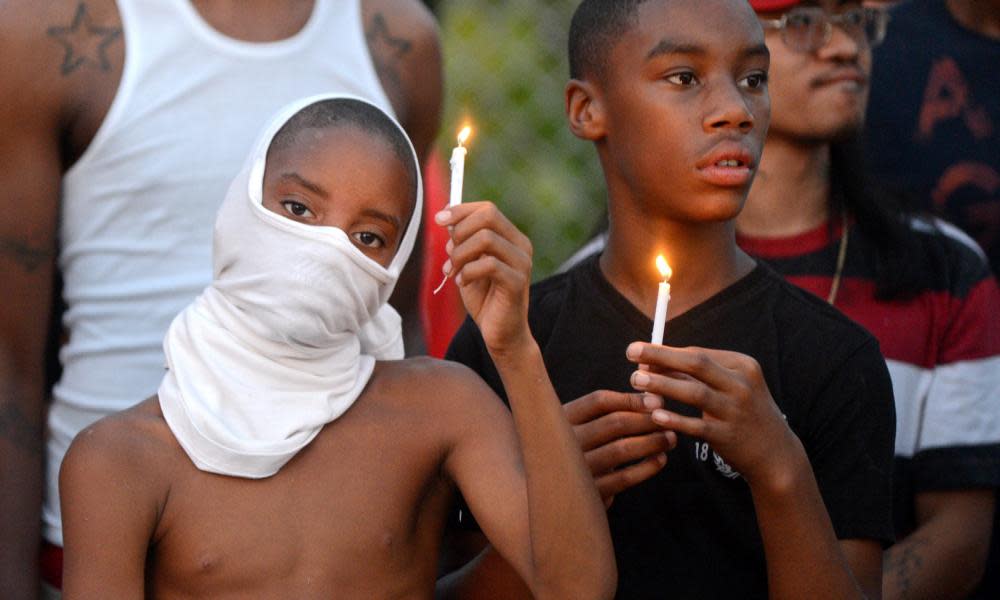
[656,255,672,281]
[457,125,472,147]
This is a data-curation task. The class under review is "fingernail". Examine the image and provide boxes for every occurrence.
[455,273,463,285]
[633,371,649,387]
[435,210,452,224]
[445,239,454,254]
[442,259,452,275]
[626,342,642,359]
[642,393,661,410]
[652,409,669,424]
[657,453,667,466]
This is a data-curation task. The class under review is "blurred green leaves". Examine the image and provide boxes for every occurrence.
[439,0,606,277]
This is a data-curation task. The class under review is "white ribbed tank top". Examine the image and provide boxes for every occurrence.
[44,0,394,545]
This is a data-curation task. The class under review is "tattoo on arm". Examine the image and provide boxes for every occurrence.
[884,538,926,599]
[0,401,44,456]
[365,12,413,109]
[0,236,54,272]
[46,2,122,76]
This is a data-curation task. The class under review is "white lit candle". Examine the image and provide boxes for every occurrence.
[449,126,472,207]
[651,255,672,345]
[434,125,474,295]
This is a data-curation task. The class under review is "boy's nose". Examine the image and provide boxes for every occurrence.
[704,84,755,134]
[816,20,863,62]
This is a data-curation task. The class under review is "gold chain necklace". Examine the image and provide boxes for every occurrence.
[826,213,849,305]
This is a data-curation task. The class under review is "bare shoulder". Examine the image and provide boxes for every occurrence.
[359,0,441,157]
[361,0,438,46]
[60,396,180,495]
[0,0,122,97]
[372,357,511,422]
[0,0,124,165]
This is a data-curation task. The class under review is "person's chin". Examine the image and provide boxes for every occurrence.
[823,110,864,142]
[795,110,863,143]
[687,188,748,223]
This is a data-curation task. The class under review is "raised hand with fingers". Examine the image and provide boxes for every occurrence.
[434,202,617,599]
[435,202,533,358]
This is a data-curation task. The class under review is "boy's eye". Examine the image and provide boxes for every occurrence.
[353,231,385,249]
[740,72,768,90]
[665,71,698,86]
[281,200,314,218]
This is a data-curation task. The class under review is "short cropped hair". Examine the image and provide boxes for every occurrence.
[568,0,652,79]
[268,98,418,200]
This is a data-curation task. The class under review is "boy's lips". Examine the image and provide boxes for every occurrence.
[695,144,755,188]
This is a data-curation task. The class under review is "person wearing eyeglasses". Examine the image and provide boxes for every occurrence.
[736,1,1000,599]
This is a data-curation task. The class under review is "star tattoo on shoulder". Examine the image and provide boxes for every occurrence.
[46,2,122,76]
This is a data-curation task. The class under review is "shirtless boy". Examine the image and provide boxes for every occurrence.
[58,96,615,599]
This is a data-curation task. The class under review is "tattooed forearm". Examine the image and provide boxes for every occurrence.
[0,401,43,456]
[46,2,122,75]
[884,538,926,600]
[365,12,413,108]
[0,236,54,272]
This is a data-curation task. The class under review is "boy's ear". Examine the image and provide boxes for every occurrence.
[565,78,606,141]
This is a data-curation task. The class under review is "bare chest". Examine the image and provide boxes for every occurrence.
[149,420,452,597]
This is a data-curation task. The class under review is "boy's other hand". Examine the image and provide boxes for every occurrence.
[625,342,805,492]
[564,390,676,506]
[436,202,533,358]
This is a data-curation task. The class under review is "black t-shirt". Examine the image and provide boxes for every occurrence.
[447,255,896,599]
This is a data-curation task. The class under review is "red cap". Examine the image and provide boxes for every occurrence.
[748,0,801,11]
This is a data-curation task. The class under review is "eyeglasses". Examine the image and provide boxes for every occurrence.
[760,6,890,53]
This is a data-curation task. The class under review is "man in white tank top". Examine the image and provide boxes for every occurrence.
[0,1,441,595]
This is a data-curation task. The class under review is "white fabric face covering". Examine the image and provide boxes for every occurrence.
[158,93,423,478]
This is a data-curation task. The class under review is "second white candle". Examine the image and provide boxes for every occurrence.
[651,255,671,345]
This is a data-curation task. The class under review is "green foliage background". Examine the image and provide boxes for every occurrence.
[438,0,606,277]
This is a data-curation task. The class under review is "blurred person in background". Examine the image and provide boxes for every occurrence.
[0,1,441,597]
[865,3,1000,595]
[865,0,1000,276]
[736,1,1000,599]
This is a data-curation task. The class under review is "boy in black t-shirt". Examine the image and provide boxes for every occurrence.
[439,0,895,598]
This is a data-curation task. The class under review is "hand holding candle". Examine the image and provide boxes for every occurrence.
[651,255,671,345]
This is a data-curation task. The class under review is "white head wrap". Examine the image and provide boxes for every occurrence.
[158,94,422,478]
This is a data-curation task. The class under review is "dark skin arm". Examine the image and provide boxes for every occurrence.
[363,0,443,355]
[437,391,676,598]
[437,202,616,600]
[883,489,995,600]
[0,1,96,595]
[59,415,165,599]
[629,342,877,599]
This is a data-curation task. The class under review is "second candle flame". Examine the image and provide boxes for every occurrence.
[457,125,472,147]
[656,255,672,281]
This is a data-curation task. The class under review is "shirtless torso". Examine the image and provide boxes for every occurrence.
[0,1,441,593]
[61,359,523,598]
